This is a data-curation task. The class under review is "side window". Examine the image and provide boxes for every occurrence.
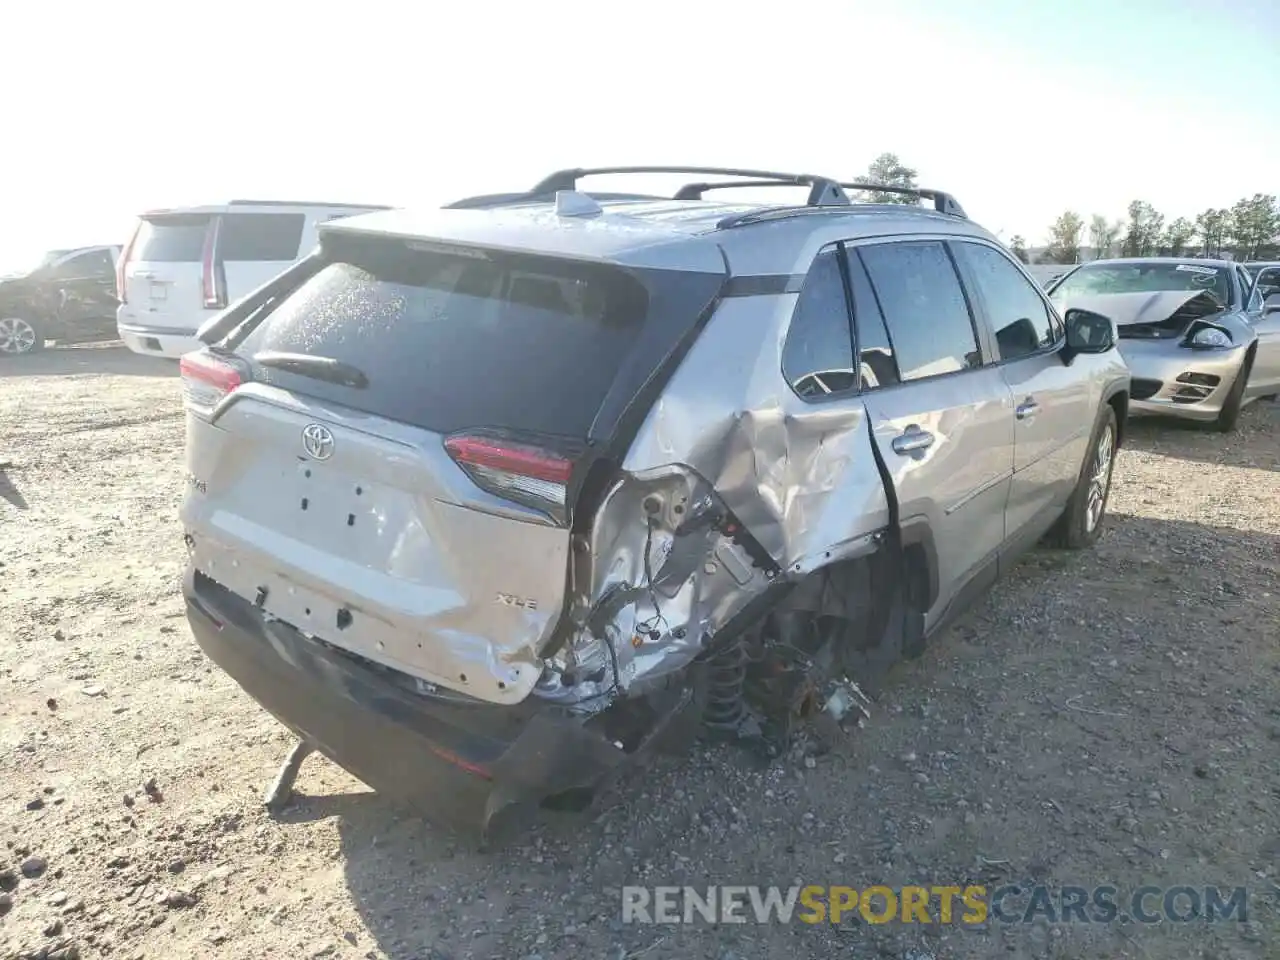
[1239,268,1261,311]
[842,249,901,391]
[56,248,114,279]
[857,241,981,381]
[219,213,306,262]
[954,241,1057,361]
[1257,267,1280,301]
[782,248,856,399]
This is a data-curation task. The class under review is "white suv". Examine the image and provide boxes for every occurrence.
[116,200,388,357]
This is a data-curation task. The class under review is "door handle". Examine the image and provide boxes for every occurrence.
[1016,398,1040,420]
[892,425,935,455]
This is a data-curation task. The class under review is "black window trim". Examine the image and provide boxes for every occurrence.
[843,234,995,391]
[946,237,1067,368]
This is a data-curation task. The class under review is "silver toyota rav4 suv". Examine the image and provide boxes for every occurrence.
[179,167,1131,835]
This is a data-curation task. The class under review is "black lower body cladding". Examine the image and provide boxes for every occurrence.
[183,568,641,837]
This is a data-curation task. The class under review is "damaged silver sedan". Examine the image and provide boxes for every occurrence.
[178,166,1130,838]
[1048,258,1280,431]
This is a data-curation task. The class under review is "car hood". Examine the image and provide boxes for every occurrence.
[1053,290,1227,326]
[1053,290,1231,341]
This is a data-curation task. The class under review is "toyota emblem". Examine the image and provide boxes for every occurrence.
[301,423,335,460]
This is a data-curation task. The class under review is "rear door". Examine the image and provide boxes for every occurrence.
[952,239,1092,542]
[123,212,213,331]
[846,239,1015,628]
[183,232,723,703]
[48,247,120,338]
[215,211,307,304]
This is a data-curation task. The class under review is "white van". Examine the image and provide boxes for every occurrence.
[116,200,389,357]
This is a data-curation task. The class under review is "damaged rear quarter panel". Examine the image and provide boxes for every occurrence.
[573,291,891,690]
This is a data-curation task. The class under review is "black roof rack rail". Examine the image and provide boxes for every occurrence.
[530,166,851,208]
[443,167,967,223]
[838,182,966,218]
[717,183,967,229]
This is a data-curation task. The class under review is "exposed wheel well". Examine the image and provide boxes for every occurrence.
[902,541,933,611]
[1106,390,1129,448]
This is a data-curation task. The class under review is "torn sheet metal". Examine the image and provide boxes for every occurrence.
[534,293,893,706]
[621,295,890,573]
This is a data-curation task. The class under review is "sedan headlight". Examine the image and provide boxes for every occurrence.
[1190,326,1232,348]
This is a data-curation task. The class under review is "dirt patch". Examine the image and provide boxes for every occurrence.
[2,345,1278,960]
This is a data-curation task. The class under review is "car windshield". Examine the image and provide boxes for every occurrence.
[1051,262,1233,309]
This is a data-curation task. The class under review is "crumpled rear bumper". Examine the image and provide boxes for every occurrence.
[183,567,641,835]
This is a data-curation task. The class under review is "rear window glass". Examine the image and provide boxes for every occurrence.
[133,214,210,262]
[236,237,651,437]
[220,213,305,262]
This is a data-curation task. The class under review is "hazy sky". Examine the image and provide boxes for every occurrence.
[1,0,1276,269]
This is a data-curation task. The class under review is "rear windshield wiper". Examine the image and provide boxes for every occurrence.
[253,351,369,389]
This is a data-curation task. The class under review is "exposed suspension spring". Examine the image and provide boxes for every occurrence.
[703,640,747,731]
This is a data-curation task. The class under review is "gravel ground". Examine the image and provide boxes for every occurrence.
[2,344,1278,960]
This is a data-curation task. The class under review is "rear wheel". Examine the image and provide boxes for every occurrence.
[0,315,42,356]
[1211,353,1252,433]
[1046,405,1117,550]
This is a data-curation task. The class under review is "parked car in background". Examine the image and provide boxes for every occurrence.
[0,245,121,356]
[1024,263,1071,289]
[1048,258,1280,432]
[116,200,389,358]
[1246,261,1280,299]
[178,165,1129,836]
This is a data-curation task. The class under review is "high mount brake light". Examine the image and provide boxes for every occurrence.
[180,352,244,415]
[444,434,573,523]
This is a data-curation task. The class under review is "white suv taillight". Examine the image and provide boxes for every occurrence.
[444,433,574,524]
[201,218,228,309]
[117,221,140,305]
[180,351,244,417]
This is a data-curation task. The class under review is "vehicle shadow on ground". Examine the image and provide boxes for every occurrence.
[0,343,177,379]
[0,464,28,509]
[272,513,1280,960]
[1123,400,1280,472]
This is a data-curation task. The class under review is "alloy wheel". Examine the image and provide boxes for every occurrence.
[0,317,37,355]
[1084,424,1114,533]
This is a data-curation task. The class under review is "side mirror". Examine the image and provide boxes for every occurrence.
[1264,293,1280,316]
[1061,308,1116,364]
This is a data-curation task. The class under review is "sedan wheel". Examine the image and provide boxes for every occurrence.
[0,316,40,355]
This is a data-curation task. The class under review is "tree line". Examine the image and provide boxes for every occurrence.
[1013,197,1280,265]
[856,153,1279,265]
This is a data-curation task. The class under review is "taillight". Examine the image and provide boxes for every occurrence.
[180,351,244,417]
[117,221,140,305]
[444,433,574,523]
[201,218,227,309]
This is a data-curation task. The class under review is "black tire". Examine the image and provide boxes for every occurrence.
[0,314,44,357]
[1211,352,1252,433]
[1045,404,1118,550]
